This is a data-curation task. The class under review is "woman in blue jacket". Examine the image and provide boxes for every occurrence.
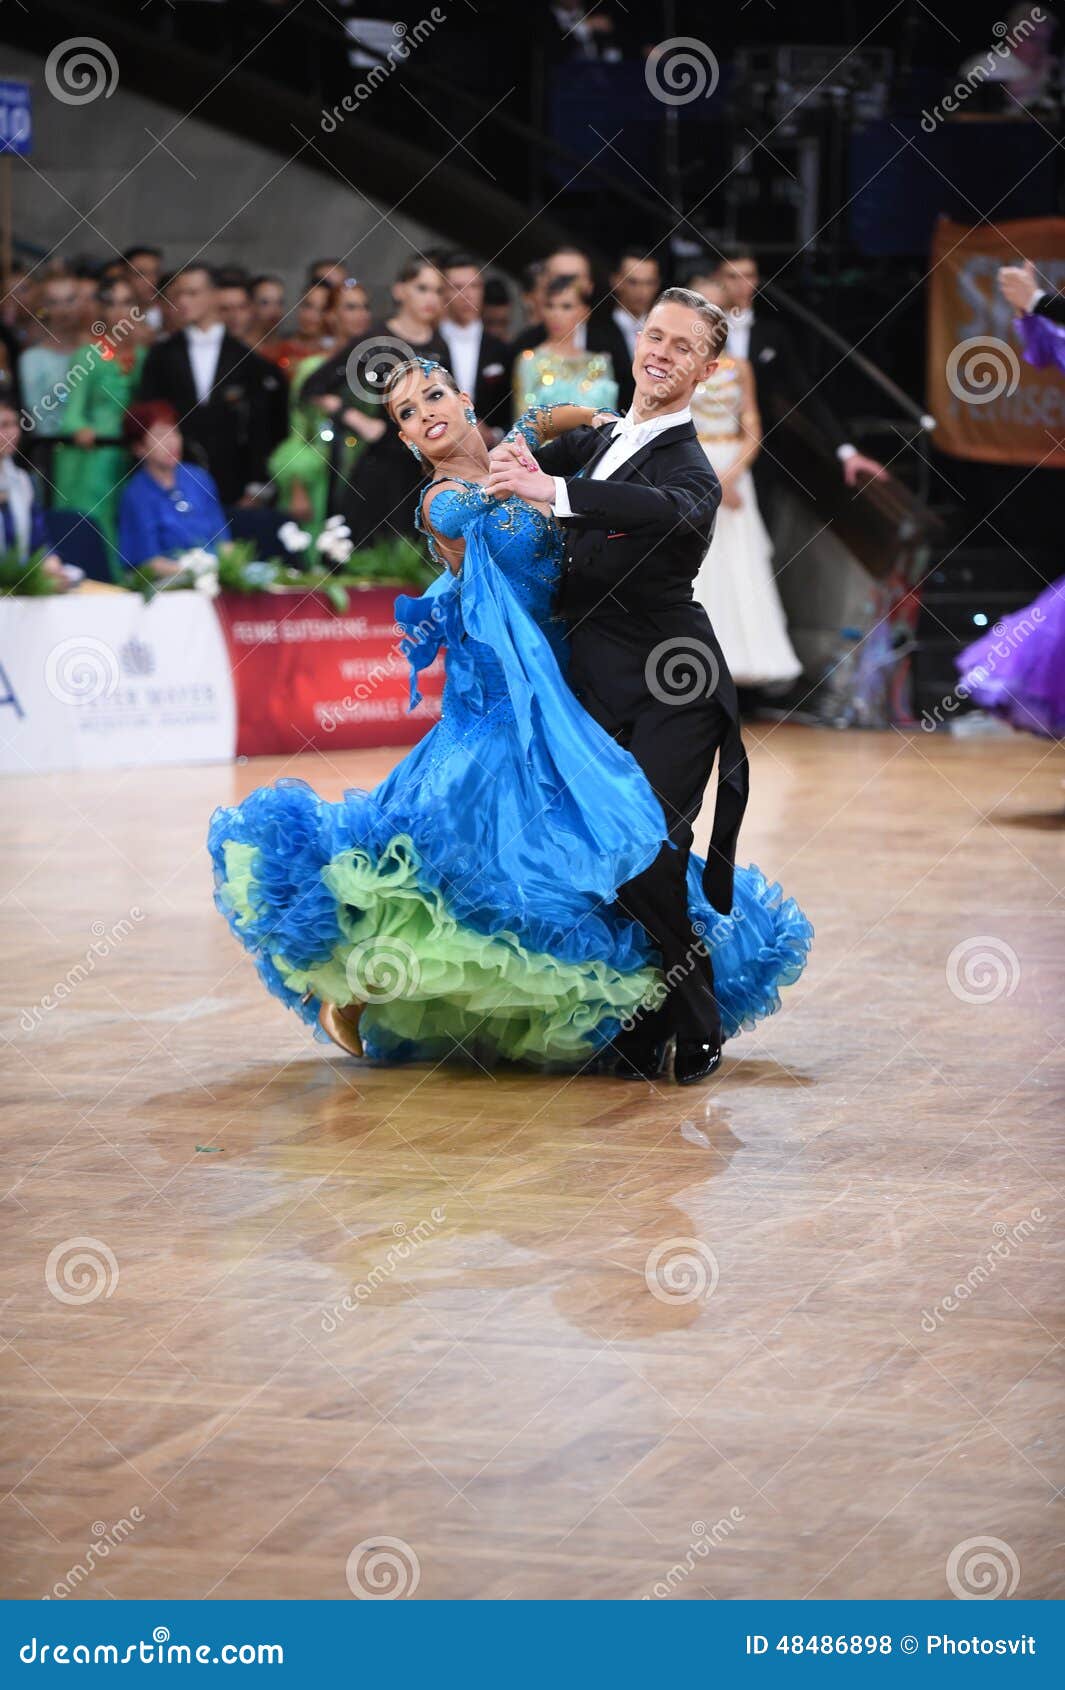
[118,401,230,575]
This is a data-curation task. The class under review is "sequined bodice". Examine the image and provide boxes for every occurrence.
[691,357,743,439]
[415,480,567,720]
[417,480,564,628]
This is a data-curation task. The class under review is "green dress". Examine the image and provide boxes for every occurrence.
[268,354,363,536]
[54,340,146,569]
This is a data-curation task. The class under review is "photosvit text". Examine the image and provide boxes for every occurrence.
[744,1634,1038,1656]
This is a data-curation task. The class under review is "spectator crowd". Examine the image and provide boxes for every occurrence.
[0,239,676,582]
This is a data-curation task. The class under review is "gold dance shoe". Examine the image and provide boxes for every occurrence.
[317,1000,366,1058]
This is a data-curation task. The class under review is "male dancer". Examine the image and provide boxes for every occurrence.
[486,288,747,1085]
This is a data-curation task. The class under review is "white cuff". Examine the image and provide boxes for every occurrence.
[1028,288,1047,313]
[837,444,857,462]
[551,476,572,518]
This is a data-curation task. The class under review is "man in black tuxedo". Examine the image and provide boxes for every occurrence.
[707,247,885,514]
[999,258,1065,325]
[509,243,635,411]
[438,254,513,436]
[487,288,746,1086]
[138,264,287,506]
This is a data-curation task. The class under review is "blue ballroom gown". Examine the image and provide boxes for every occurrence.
[207,476,812,1065]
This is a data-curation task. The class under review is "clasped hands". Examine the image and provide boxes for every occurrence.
[485,410,617,503]
[484,438,555,504]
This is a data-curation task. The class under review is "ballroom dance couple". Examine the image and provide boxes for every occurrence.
[208,288,812,1085]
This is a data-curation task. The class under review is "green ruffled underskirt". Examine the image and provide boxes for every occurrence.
[218,834,660,1064]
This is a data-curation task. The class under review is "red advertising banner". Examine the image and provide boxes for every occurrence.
[213,587,444,757]
[927,215,1065,467]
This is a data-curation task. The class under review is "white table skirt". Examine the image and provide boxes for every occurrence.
[0,591,236,775]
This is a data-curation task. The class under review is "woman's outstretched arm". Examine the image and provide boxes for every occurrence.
[504,404,619,453]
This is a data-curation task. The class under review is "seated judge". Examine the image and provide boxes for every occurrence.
[117,401,230,576]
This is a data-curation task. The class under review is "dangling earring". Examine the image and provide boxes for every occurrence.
[406,441,422,461]
[464,405,476,424]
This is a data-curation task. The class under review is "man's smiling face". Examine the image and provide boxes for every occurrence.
[633,300,718,410]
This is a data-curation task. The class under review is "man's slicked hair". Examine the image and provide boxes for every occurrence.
[651,286,729,358]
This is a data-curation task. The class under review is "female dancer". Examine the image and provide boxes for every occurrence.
[955,310,1065,741]
[208,361,811,1072]
[687,275,800,689]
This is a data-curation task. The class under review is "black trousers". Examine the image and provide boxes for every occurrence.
[567,614,731,1045]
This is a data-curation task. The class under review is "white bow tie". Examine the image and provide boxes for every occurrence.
[612,420,660,452]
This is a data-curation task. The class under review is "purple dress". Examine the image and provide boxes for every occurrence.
[1015,310,1065,373]
[957,576,1065,739]
[954,313,1065,739]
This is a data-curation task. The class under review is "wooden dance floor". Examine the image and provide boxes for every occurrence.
[2,726,1062,1601]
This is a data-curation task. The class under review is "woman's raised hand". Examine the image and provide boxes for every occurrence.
[488,438,537,474]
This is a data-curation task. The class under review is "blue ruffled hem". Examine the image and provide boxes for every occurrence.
[691,861,814,1041]
[207,781,813,1061]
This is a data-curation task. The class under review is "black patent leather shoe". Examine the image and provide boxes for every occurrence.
[674,1039,722,1085]
[611,1029,672,1081]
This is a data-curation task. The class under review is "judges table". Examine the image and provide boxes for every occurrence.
[0,587,443,776]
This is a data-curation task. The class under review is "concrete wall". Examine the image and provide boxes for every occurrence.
[3,44,443,317]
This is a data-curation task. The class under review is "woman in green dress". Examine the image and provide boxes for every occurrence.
[268,280,372,532]
[513,273,618,414]
[54,278,147,570]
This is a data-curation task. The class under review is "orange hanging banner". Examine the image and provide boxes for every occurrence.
[927,215,1065,467]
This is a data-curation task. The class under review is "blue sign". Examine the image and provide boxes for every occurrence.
[0,78,32,156]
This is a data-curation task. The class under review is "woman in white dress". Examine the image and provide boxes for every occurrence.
[688,285,801,689]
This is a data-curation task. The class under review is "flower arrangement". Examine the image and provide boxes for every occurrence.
[278,514,355,569]
[124,518,436,608]
[0,543,65,596]
[126,545,222,601]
